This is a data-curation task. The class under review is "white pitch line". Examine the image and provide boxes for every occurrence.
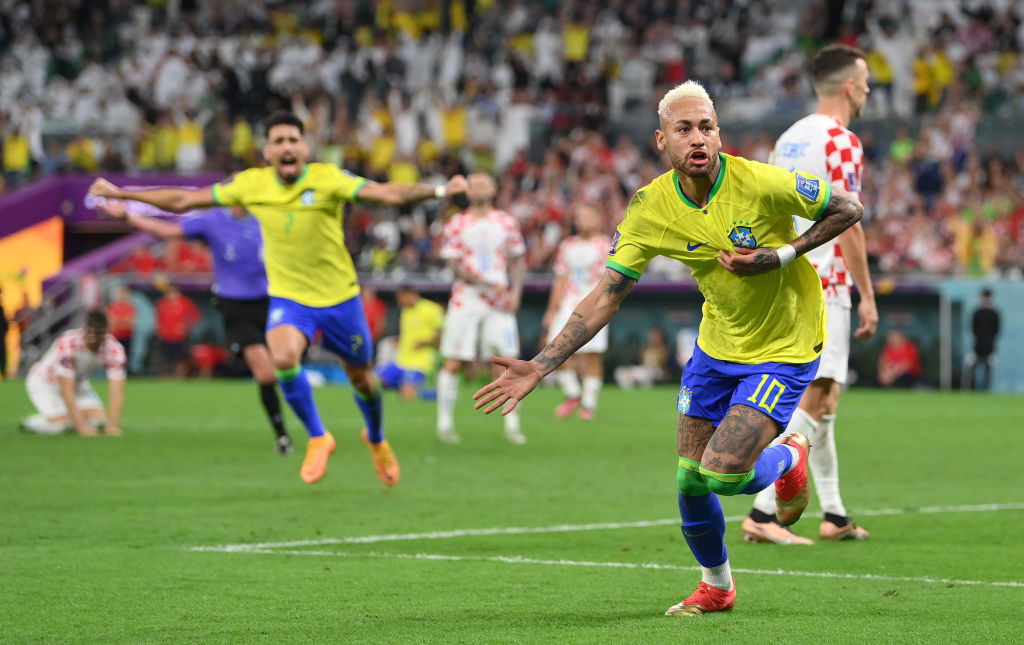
[219,548,1024,588]
[187,502,1024,553]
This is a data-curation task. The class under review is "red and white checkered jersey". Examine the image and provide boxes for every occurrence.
[770,113,863,307]
[440,209,526,310]
[553,234,612,309]
[28,328,127,384]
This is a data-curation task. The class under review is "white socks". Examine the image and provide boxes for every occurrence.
[702,561,734,591]
[809,413,847,517]
[581,376,602,411]
[556,369,581,399]
[436,369,459,434]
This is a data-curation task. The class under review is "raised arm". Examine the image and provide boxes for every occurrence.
[473,268,635,414]
[89,178,215,213]
[719,185,863,276]
[97,200,185,239]
[357,175,468,206]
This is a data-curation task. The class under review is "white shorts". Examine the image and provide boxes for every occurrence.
[440,306,519,362]
[26,375,103,419]
[814,300,851,384]
[548,304,609,354]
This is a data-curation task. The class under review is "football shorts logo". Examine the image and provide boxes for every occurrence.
[269,307,284,324]
[301,189,315,206]
[795,174,820,201]
[677,386,693,414]
[728,224,757,249]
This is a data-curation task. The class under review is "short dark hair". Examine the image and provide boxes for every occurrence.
[85,310,108,332]
[981,288,992,298]
[811,44,867,85]
[264,111,304,138]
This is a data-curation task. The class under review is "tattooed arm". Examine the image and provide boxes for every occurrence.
[473,268,635,414]
[718,185,864,277]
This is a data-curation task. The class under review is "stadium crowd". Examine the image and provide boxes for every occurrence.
[1,0,1023,277]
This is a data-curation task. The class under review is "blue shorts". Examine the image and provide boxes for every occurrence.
[376,362,427,389]
[677,343,820,431]
[267,295,373,366]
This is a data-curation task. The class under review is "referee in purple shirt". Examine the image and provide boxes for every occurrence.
[98,199,293,455]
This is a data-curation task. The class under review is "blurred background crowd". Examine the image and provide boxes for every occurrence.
[1,0,1023,281]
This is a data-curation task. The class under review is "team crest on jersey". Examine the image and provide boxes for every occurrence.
[301,189,315,206]
[727,220,757,249]
[677,386,693,414]
[795,174,820,201]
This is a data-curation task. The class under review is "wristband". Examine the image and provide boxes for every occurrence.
[776,244,797,268]
[434,185,447,199]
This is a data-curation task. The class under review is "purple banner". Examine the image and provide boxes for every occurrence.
[0,173,222,238]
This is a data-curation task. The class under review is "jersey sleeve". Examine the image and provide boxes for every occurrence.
[103,337,127,380]
[178,214,207,241]
[54,337,77,379]
[553,240,570,277]
[760,164,832,222]
[439,216,462,260]
[824,130,863,201]
[606,190,658,280]
[211,169,259,207]
[504,215,526,258]
[329,165,369,203]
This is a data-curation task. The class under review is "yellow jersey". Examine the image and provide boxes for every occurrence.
[212,163,366,307]
[396,298,446,373]
[607,153,829,365]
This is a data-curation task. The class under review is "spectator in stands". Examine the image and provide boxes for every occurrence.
[877,330,923,388]
[105,285,136,368]
[110,244,158,276]
[361,284,387,345]
[962,288,1001,390]
[155,284,200,378]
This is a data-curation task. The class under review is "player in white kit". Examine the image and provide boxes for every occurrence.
[542,204,612,420]
[437,173,527,444]
[742,44,879,545]
[20,311,126,436]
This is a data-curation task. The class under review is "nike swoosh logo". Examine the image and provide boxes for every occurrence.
[686,242,707,251]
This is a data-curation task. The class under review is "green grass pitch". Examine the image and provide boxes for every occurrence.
[1,379,1022,643]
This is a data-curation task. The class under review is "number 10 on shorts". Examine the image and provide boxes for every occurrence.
[747,374,786,413]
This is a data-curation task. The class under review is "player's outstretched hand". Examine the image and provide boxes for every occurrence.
[445,174,469,196]
[718,246,780,277]
[95,199,127,220]
[473,355,544,415]
[89,177,122,199]
[854,295,879,340]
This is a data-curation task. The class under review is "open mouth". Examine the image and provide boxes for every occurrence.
[689,151,709,167]
[279,155,298,172]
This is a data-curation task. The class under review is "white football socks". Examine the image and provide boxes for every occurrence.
[810,413,847,517]
[436,369,459,434]
[581,376,602,411]
[702,561,734,591]
[556,369,582,399]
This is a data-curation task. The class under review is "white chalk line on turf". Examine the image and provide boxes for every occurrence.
[187,502,1024,552]
[219,549,1024,588]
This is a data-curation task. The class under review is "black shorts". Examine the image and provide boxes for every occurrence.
[215,296,270,354]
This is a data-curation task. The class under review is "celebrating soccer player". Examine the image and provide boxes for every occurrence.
[96,198,295,455]
[742,44,878,545]
[89,111,468,487]
[542,203,613,420]
[473,80,863,616]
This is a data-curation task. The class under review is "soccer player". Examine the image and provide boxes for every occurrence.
[473,81,863,616]
[89,110,468,486]
[375,285,445,401]
[20,310,125,437]
[742,44,879,545]
[96,198,295,455]
[436,172,526,445]
[542,203,612,419]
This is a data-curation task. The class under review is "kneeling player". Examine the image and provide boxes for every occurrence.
[21,311,125,437]
[375,285,445,401]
